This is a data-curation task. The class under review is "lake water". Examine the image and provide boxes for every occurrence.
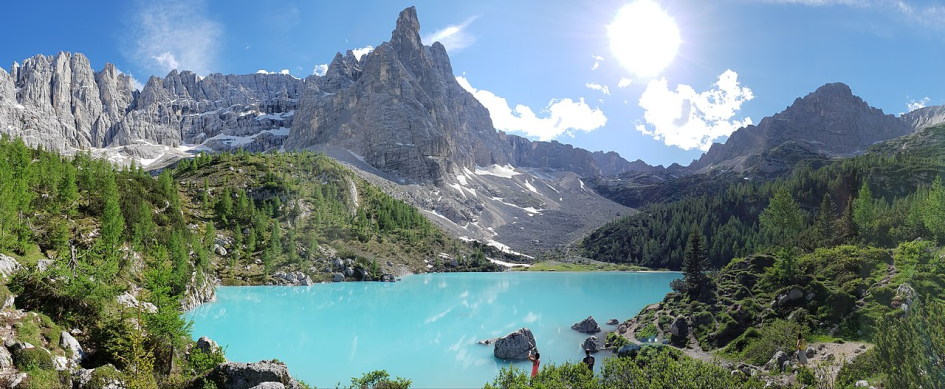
[187,271,680,388]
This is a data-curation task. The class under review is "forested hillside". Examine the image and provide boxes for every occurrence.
[581,146,945,270]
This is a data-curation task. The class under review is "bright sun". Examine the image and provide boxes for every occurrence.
[608,0,681,78]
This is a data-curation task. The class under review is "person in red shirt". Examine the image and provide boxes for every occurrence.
[528,350,541,378]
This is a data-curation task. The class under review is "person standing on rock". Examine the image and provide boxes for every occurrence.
[796,332,808,366]
[528,350,541,378]
[582,349,595,372]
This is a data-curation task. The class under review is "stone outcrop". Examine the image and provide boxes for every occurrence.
[117,291,158,313]
[273,271,313,286]
[183,270,217,311]
[207,360,302,389]
[764,350,791,372]
[195,336,224,358]
[772,286,805,308]
[571,316,601,333]
[0,254,22,279]
[493,327,537,360]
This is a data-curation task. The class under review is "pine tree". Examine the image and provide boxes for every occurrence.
[759,186,804,246]
[837,196,856,244]
[813,193,837,247]
[682,224,707,296]
[59,163,79,214]
[132,200,156,251]
[853,181,878,243]
[98,173,125,281]
[922,177,945,243]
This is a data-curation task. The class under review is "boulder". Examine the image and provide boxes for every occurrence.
[669,317,689,346]
[582,336,600,353]
[571,316,601,333]
[764,350,791,372]
[196,336,223,356]
[73,364,123,389]
[299,274,313,286]
[9,341,34,353]
[606,319,619,325]
[0,253,22,278]
[773,287,804,308]
[332,273,345,282]
[207,360,302,389]
[343,267,354,277]
[493,328,537,360]
[854,380,870,387]
[214,243,228,256]
[61,331,87,365]
[806,347,816,359]
[9,372,27,388]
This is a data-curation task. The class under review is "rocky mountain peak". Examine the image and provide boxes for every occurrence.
[689,82,912,174]
[392,6,422,48]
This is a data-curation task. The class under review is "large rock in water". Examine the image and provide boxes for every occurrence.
[493,328,537,360]
[582,336,600,353]
[207,360,302,389]
[571,316,601,333]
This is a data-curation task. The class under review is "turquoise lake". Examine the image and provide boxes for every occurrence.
[187,271,680,388]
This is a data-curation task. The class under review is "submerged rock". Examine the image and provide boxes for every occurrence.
[494,327,537,360]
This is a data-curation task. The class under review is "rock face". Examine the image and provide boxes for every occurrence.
[183,271,217,311]
[207,360,302,389]
[0,53,301,160]
[571,316,601,333]
[493,327,537,360]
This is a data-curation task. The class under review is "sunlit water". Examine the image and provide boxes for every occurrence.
[187,271,680,388]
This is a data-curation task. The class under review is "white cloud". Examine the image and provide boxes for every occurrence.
[456,76,607,141]
[255,69,291,75]
[351,46,374,60]
[591,55,604,70]
[422,17,478,52]
[617,78,633,88]
[313,64,329,77]
[127,0,223,76]
[636,70,754,151]
[907,96,930,111]
[585,83,611,95]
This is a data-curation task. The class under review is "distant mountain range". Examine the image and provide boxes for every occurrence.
[1,6,943,255]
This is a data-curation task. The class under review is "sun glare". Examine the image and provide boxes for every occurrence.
[608,0,681,79]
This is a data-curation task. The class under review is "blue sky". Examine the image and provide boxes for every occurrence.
[3,0,943,167]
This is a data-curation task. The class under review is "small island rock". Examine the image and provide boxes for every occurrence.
[493,327,537,360]
[571,316,601,333]
[582,336,600,353]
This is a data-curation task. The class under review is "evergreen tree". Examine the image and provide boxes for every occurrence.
[759,186,804,246]
[922,177,945,243]
[269,222,282,255]
[837,196,856,244]
[682,224,707,296]
[853,181,878,243]
[59,164,79,214]
[132,200,156,251]
[813,193,837,247]
[98,173,125,281]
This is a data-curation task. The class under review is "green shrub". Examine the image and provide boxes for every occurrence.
[734,320,804,365]
[17,368,69,389]
[86,365,123,389]
[796,366,816,386]
[350,370,411,389]
[13,348,55,371]
[606,332,631,349]
[187,345,227,374]
[835,348,881,388]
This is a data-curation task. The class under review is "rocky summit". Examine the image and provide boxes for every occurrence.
[688,82,945,175]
